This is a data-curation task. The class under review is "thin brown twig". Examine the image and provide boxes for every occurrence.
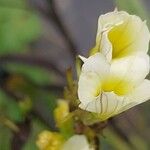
[93,135,100,150]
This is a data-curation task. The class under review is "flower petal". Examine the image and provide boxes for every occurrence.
[97,10,128,40]
[80,79,150,121]
[110,52,150,88]
[79,92,126,121]
[90,10,150,61]
[63,135,92,150]
[78,53,110,104]
[108,15,150,59]
[79,55,87,62]
[79,79,150,121]
[90,10,129,56]
[81,53,110,76]
[121,79,150,112]
[78,72,101,104]
[114,79,150,115]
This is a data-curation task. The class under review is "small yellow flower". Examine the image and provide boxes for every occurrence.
[90,10,150,61]
[54,100,69,127]
[36,130,64,150]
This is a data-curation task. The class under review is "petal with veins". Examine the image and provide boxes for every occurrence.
[78,53,110,104]
[79,92,125,121]
[79,80,150,120]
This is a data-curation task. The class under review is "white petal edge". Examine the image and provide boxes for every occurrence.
[78,53,110,104]
[110,52,150,86]
[78,71,102,105]
[78,55,87,63]
[81,53,110,76]
[62,135,92,150]
[120,79,150,113]
[95,10,129,60]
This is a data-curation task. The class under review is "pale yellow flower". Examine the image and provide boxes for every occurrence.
[78,53,150,121]
[90,10,150,61]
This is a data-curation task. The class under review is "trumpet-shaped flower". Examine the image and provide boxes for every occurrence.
[90,10,150,61]
[78,53,150,121]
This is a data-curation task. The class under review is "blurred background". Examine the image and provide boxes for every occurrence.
[0,0,150,149]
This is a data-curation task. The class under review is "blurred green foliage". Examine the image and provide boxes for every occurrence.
[0,1,56,148]
[59,115,74,140]
[115,0,149,21]
[102,128,131,150]
[22,119,49,150]
[4,63,53,85]
[0,90,23,122]
[0,0,40,54]
[0,126,12,150]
